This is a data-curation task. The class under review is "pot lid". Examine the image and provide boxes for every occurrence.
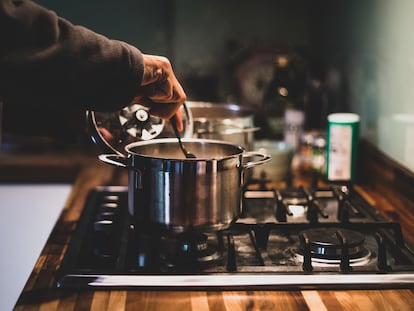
[87,102,193,155]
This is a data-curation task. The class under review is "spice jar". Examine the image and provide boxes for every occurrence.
[326,113,360,182]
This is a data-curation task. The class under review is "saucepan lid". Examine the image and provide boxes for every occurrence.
[86,102,193,155]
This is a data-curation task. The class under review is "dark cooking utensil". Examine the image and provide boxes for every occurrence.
[170,115,196,159]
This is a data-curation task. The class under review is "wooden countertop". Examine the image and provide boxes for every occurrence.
[3,147,414,311]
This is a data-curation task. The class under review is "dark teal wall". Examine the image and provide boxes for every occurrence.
[34,0,414,170]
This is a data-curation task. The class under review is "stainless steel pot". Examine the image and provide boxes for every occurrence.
[186,101,259,151]
[99,138,270,233]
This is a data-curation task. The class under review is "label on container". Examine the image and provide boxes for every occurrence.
[326,113,359,181]
[327,124,353,180]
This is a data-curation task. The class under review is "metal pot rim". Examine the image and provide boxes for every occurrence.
[123,138,245,161]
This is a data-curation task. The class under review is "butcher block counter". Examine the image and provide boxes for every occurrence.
[2,141,414,311]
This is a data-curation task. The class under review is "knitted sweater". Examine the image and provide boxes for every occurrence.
[0,0,144,111]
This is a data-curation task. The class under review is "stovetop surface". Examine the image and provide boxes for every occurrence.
[56,185,414,290]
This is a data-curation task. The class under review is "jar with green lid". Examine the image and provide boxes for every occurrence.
[326,113,360,181]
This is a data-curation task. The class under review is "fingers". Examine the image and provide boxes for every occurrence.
[144,101,181,120]
[173,109,183,132]
[140,54,186,100]
[131,96,183,131]
[132,54,186,126]
[141,55,171,86]
[137,82,183,105]
[140,54,186,101]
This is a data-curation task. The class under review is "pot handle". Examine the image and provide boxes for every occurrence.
[242,151,272,170]
[99,154,144,189]
[98,154,130,169]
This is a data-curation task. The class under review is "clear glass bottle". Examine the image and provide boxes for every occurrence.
[312,133,326,174]
[262,54,294,140]
[284,108,304,150]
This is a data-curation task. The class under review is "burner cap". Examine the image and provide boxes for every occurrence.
[299,228,366,260]
[175,232,222,264]
[148,231,223,271]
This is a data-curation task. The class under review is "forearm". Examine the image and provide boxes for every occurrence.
[0,0,144,111]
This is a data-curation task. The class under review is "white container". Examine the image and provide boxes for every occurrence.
[326,113,360,181]
[252,140,294,182]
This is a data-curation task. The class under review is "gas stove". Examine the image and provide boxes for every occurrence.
[57,184,414,290]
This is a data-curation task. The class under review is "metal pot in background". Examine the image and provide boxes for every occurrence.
[99,138,270,234]
[186,101,260,151]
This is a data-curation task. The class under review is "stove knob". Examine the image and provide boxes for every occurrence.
[95,211,116,221]
[93,219,114,233]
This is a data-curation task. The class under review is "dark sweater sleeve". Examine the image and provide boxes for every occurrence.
[0,0,144,111]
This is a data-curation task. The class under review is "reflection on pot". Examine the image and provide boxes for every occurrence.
[98,138,271,233]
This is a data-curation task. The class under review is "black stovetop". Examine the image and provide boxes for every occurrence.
[56,184,414,290]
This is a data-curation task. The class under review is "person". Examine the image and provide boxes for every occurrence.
[0,0,186,130]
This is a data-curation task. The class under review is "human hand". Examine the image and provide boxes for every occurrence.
[132,54,186,130]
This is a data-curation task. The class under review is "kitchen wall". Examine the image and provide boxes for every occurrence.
[344,0,414,172]
[28,0,414,172]
[36,0,314,101]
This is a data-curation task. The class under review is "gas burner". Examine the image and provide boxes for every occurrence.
[170,232,222,265]
[301,228,366,258]
[295,228,372,266]
[57,186,414,290]
[132,230,223,272]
